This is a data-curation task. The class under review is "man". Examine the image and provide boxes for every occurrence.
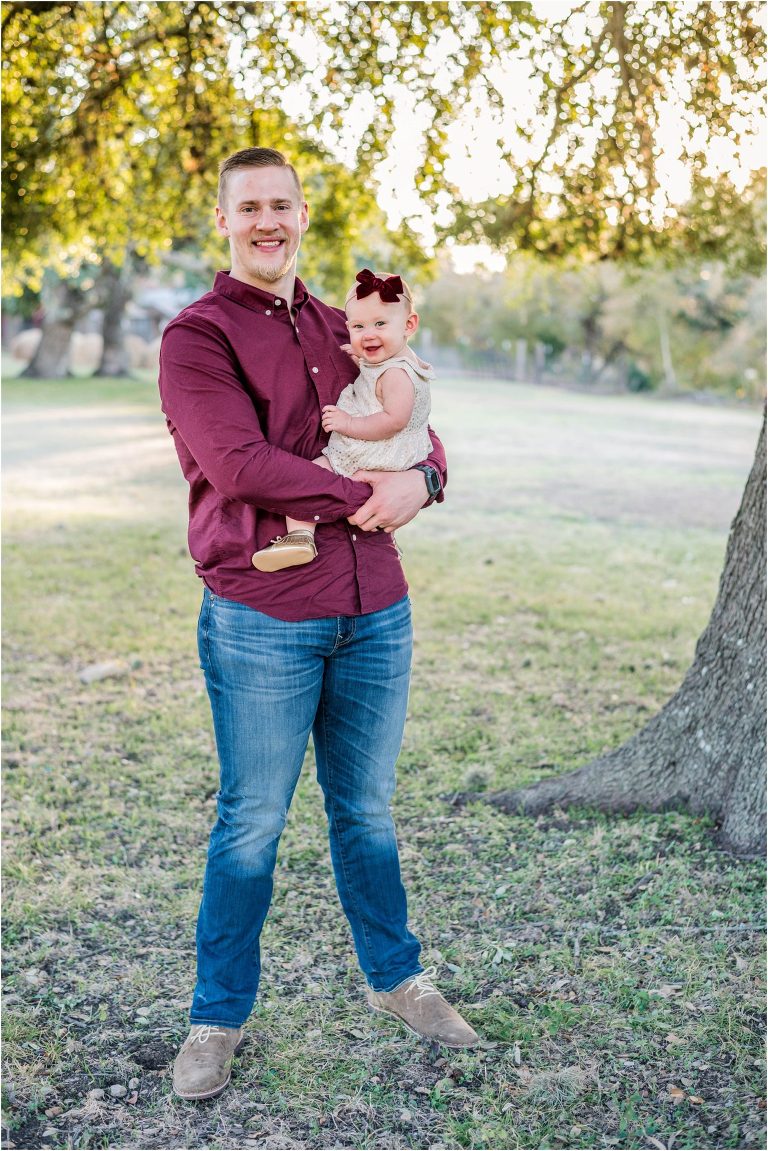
[159,147,478,1102]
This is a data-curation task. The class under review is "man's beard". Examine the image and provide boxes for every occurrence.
[249,241,298,283]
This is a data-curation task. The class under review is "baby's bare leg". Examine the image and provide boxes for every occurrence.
[285,456,335,534]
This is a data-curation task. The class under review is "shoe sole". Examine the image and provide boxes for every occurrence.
[251,550,316,572]
[367,1001,478,1049]
[173,1037,246,1101]
[174,1072,232,1101]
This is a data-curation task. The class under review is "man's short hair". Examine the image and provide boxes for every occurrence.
[217,147,304,207]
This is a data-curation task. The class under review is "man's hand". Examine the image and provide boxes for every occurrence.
[348,469,429,532]
[321,405,352,435]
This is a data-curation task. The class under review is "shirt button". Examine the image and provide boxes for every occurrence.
[313,515,320,521]
[274,300,281,306]
[352,534,357,541]
[265,309,271,316]
[312,366,319,374]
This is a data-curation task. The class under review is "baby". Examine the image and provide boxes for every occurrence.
[252,268,434,572]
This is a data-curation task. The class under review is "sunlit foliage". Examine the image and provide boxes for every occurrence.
[2,0,765,293]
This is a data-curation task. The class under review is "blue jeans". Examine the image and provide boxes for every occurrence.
[190,588,422,1027]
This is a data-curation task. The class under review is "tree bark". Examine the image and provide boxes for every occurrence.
[657,307,676,389]
[97,257,133,377]
[21,274,89,378]
[480,411,766,856]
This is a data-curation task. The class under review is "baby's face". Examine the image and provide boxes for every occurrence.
[345,293,418,365]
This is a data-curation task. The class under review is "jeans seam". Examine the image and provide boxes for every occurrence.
[199,593,211,674]
[317,684,377,976]
[331,616,356,653]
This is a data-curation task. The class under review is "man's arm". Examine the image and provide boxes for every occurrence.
[159,318,371,523]
[347,426,448,532]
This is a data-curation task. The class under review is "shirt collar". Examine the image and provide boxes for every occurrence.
[213,270,310,314]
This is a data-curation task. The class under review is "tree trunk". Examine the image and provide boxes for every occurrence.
[515,339,528,382]
[21,274,88,378]
[480,410,766,856]
[657,307,676,389]
[97,257,133,377]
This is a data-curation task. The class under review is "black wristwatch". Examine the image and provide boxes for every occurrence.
[412,464,442,504]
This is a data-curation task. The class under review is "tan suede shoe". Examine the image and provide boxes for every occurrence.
[367,967,479,1048]
[252,530,318,572]
[172,1024,245,1100]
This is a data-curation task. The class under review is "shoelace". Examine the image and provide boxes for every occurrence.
[188,1024,226,1046]
[269,533,314,545]
[407,966,440,1001]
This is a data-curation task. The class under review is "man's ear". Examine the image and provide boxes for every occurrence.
[215,205,229,237]
[300,201,309,235]
[405,310,419,335]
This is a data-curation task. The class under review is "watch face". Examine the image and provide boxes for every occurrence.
[423,467,440,496]
[415,464,440,497]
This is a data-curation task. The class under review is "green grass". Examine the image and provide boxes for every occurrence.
[2,374,765,1150]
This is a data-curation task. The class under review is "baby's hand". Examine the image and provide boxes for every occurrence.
[340,343,361,367]
[321,405,351,434]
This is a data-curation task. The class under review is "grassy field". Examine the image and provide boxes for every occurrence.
[2,373,765,1151]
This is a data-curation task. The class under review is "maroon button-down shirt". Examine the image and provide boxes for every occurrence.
[158,272,447,622]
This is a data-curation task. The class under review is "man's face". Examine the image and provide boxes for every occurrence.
[215,166,309,291]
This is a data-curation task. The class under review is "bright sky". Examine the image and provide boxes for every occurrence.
[237,1,767,274]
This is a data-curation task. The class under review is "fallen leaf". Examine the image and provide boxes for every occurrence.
[651,984,682,998]
[126,1092,138,1105]
[667,1085,686,1104]
[79,659,132,684]
[665,1033,686,1046]
[689,1095,704,1105]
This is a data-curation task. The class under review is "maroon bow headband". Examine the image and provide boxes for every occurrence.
[355,268,404,303]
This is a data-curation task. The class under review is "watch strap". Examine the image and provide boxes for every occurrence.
[412,464,442,504]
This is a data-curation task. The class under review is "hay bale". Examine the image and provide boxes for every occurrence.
[9,328,42,362]
[125,333,151,369]
[144,336,163,368]
[70,332,103,373]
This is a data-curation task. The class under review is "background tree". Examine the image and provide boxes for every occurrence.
[447,3,766,266]
[418,257,766,396]
[6,2,764,286]
[1,2,425,373]
[473,413,766,856]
